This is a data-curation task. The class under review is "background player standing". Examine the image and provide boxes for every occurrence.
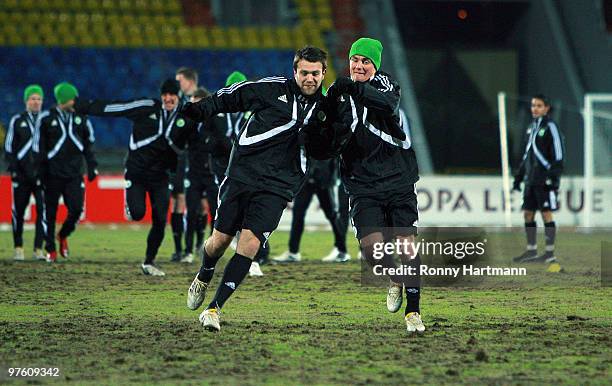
[36,82,98,262]
[181,87,219,263]
[513,94,564,264]
[4,85,47,261]
[167,67,199,262]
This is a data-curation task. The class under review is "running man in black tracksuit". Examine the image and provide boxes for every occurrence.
[4,85,46,261]
[306,38,425,333]
[512,95,564,264]
[183,46,328,331]
[36,82,98,262]
[74,79,185,276]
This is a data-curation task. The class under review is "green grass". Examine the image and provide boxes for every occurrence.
[0,227,610,385]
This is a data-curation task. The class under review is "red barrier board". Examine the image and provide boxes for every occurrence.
[0,174,155,223]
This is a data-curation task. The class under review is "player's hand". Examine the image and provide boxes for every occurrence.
[512,176,522,192]
[181,102,204,122]
[87,168,99,182]
[333,76,357,95]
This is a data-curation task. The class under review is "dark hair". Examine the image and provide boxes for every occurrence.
[160,78,180,95]
[176,67,198,84]
[192,87,211,100]
[532,94,550,107]
[293,46,327,71]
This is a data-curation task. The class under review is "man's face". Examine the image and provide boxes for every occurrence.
[162,93,179,111]
[26,94,42,113]
[294,59,325,96]
[349,55,376,83]
[176,74,196,95]
[531,98,550,118]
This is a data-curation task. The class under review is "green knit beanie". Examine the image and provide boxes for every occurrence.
[225,71,247,86]
[349,37,383,69]
[24,84,44,102]
[54,82,78,104]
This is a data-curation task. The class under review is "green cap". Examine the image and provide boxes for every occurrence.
[225,71,247,86]
[349,37,383,69]
[54,82,78,104]
[24,84,44,102]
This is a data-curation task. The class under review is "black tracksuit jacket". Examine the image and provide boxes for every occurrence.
[4,110,44,181]
[515,115,564,186]
[35,107,97,179]
[305,71,419,196]
[183,77,324,201]
[74,98,183,180]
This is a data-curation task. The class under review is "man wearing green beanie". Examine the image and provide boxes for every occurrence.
[311,37,425,333]
[4,84,47,261]
[37,81,98,262]
[54,82,79,106]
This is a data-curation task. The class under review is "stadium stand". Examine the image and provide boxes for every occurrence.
[0,0,337,148]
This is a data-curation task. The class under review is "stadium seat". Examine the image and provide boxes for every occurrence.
[210,27,227,48]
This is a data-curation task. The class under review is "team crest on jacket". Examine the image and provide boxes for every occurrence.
[176,118,185,127]
[75,116,82,124]
[51,120,57,126]
[538,128,546,136]
[20,121,27,127]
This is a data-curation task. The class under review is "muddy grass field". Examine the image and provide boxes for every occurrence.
[0,227,610,385]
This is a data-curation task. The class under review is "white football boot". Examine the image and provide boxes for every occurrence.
[141,264,165,276]
[33,248,46,260]
[405,312,426,333]
[272,251,301,263]
[386,282,403,313]
[199,308,221,331]
[187,274,209,310]
[321,247,351,263]
[13,247,25,261]
[180,253,194,263]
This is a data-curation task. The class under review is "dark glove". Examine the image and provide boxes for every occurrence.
[181,102,204,122]
[332,76,357,95]
[512,175,522,192]
[87,168,98,182]
[545,176,560,190]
